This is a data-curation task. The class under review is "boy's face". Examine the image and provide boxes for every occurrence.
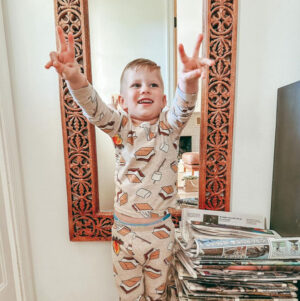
[119,68,166,122]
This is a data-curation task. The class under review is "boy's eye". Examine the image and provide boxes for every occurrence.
[131,83,141,88]
[150,83,159,87]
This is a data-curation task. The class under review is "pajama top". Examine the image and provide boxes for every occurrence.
[69,83,197,218]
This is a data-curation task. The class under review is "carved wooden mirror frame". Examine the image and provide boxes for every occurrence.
[54,0,238,241]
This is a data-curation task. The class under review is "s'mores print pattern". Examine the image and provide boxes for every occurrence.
[69,84,197,218]
[111,216,175,300]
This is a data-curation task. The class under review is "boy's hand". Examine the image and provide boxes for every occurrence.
[45,26,88,90]
[178,34,214,94]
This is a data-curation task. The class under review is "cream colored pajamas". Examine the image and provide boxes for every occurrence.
[69,83,197,300]
[112,215,175,301]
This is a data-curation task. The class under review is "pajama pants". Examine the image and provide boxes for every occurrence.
[111,213,175,301]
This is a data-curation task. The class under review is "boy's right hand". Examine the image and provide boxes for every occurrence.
[45,26,88,90]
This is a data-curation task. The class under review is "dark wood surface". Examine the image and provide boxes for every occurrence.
[271,81,300,237]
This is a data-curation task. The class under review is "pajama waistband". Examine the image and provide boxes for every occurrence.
[113,213,171,227]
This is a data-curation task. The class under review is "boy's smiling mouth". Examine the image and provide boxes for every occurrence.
[138,98,153,104]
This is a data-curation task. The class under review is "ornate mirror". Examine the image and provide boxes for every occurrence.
[53,0,238,241]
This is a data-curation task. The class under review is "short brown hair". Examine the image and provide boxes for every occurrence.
[120,58,164,94]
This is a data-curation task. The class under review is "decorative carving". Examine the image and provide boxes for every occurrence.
[199,0,238,211]
[54,0,113,241]
[54,0,237,241]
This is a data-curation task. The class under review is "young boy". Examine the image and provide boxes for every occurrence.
[46,26,213,301]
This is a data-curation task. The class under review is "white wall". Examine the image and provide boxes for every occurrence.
[1,0,300,300]
[231,0,300,225]
[2,0,117,300]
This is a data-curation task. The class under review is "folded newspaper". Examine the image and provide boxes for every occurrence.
[172,208,300,300]
[180,208,279,241]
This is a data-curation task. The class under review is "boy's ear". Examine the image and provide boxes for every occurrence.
[162,94,167,107]
[119,96,128,112]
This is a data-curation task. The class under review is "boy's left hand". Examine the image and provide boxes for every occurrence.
[178,34,214,94]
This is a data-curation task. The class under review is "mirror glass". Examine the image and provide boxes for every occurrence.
[88,0,203,210]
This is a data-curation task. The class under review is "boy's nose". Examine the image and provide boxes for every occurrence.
[141,85,150,93]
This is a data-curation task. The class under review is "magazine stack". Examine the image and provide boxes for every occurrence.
[170,208,300,300]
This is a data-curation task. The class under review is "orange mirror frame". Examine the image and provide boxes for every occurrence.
[54,0,238,241]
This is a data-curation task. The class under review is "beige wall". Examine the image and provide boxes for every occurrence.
[1,0,300,300]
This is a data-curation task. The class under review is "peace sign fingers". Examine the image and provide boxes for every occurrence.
[56,26,75,63]
[57,26,67,52]
[192,34,203,59]
[178,43,189,65]
[179,34,208,71]
[46,26,86,87]
[67,31,75,60]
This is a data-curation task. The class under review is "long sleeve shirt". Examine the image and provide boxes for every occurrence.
[69,83,197,218]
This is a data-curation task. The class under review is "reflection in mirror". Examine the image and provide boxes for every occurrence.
[176,0,202,208]
[88,0,203,210]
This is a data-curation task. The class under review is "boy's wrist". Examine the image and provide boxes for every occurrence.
[178,78,199,94]
[67,73,89,90]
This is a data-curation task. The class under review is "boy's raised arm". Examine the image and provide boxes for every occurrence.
[45,26,123,138]
[166,34,214,134]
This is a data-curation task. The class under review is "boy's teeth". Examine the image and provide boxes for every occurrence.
[139,100,153,104]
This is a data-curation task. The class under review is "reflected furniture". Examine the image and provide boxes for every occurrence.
[182,152,200,176]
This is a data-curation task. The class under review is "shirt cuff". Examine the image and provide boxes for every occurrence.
[67,81,94,106]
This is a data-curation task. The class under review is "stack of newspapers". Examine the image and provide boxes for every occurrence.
[171,208,300,300]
